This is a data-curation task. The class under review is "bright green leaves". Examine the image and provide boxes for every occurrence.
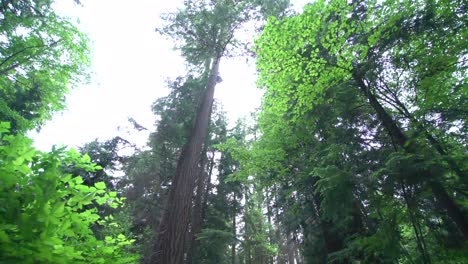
[256,0,346,123]
[0,125,136,264]
[158,0,289,67]
[95,181,107,190]
[251,0,468,262]
[256,0,415,126]
[0,0,91,132]
[0,122,36,188]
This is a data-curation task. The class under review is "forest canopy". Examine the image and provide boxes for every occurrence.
[0,0,466,263]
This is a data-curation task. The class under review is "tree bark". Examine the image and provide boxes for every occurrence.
[231,201,237,264]
[151,56,221,264]
[287,233,295,264]
[353,72,468,240]
[186,151,208,264]
[202,150,215,223]
[266,191,274,264]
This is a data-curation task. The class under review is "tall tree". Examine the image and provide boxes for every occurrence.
[122,76,204,263]
[256,0,467,240]
[211,0,468,262]
[195,119,245,264]
[151,1,289,263]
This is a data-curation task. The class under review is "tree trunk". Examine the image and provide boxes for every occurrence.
[353,72,468,240]
[266,191,274,264]
[244,189,252,264]
[274,186,286,264]
[186,151,208,264]
[287,233,295,264]
[232,201,237,264]
[151,57,221,264]
[202,150,215,223]
[401,180,432,264]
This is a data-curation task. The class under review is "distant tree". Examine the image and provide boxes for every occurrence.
[75,137,133,190]
[192,115,243,264]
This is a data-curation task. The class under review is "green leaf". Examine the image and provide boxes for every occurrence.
[94,182,106,190]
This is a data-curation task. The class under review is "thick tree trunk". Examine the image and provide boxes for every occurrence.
[185,147,209,264]
[151,57,221,264]
[187,148,215,263]
[353,72,468,240]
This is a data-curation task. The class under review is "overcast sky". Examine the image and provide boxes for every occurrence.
[31,0,310,151]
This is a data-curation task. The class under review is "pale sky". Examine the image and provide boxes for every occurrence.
[31,0,310,151]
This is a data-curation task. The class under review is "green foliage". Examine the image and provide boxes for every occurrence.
[0,0,91,132]
[241,188,277,263]
[157,0,290,66]
[313,166,356,228]
[75,137,131,190]
[0,123,138,263]
[243,0,468,262]
[151,76,205,151]
[195,227,235,264]
[197,228,235,243]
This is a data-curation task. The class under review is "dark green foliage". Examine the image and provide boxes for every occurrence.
[120,76,207,262]
[75,137,130,190]
[229,0,468,262]
[195,118,244,264]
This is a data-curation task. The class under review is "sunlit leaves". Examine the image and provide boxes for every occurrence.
[0,0,91,132]
[0,123,137,263]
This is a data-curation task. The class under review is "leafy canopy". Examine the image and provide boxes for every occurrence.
[0,0,91,132]
[0,122,137,264]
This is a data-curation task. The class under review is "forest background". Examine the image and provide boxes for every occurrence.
[0,0,466,263]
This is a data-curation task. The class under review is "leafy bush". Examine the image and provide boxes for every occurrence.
[0,122,138,263]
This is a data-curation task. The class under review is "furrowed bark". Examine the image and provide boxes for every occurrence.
[151,56,221,264]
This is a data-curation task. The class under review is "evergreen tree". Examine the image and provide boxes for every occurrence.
[242,0,468,262]
[151,1,289,262]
